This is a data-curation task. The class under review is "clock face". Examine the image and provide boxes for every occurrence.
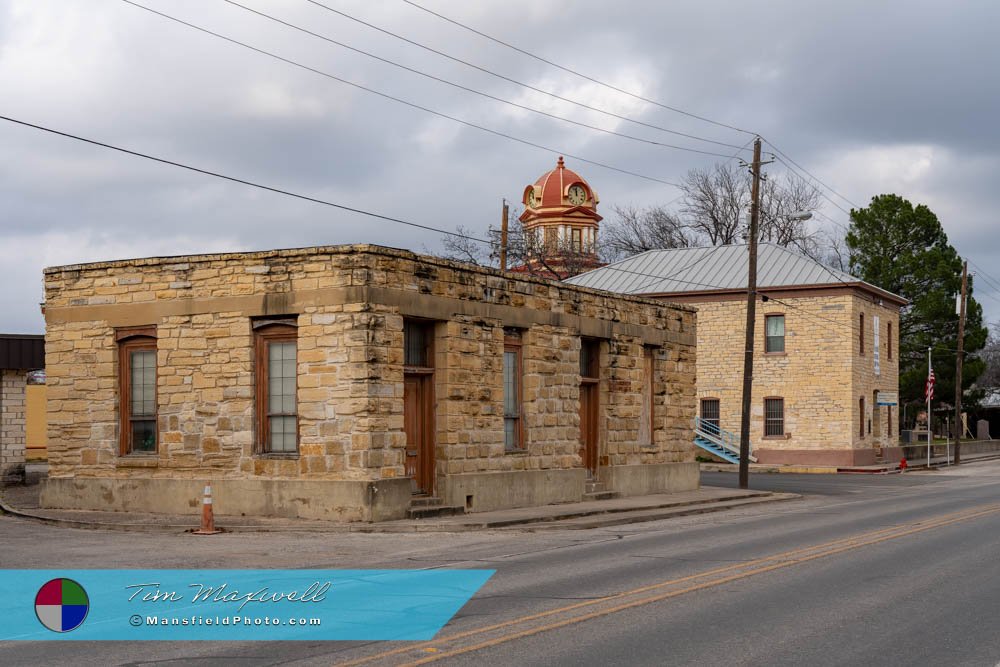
[526,188,536,207]
[567,184,587,206]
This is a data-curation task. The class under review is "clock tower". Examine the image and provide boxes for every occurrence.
[517,156,604,279]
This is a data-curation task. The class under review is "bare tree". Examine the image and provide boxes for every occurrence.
[681,162,749,245]
[602,205,694,259]
[757,172,823,247]
[435,225,492,266]
[979,323,1000,390]
[603,162,831,261]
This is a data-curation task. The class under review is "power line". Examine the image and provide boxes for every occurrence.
[302,0,751,151]
[0,111,969,349]
[394,0,861,232]
[0,114,497,246]
[399,0,756,137]
[218,0,737,159]
[763,138,860,210]
[772,155,852,217]
[121,1,680,188]
[968,260,1000,294]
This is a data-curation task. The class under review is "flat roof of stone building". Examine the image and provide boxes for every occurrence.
[43,243,696,313]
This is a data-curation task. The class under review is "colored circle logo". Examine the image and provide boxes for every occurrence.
[35,578,89,633]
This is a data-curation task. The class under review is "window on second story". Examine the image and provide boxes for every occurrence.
[859,313,865,355]
[887,321,893,360]
[765,314,785,353]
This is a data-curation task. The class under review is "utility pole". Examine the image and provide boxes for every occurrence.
[499,199,510,272]
[738,137,764,489]
[953,260,968,464]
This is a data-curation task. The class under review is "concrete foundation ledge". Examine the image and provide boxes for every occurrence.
[438,469,586,513]
[39,476,412,522]
[600,462,699,497]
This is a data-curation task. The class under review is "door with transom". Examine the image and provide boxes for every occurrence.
[403,320,435,495]
[579,339,600,477]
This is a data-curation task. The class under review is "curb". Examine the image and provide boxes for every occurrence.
[1,491,800,534]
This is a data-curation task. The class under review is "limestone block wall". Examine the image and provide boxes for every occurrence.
[850,295,901,451]
[690,291,898,458]
[1,369,27,481]
[521,324,581,470]
[43,245,698,494]
[432,316,505,476]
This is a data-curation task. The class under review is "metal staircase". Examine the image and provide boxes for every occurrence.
[694,417,757,464]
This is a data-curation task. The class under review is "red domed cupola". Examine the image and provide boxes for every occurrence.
[515,157,604,279]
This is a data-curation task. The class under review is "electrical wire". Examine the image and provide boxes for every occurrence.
[120,1,680,188]
[218,0,738,159]
[394,0,864,232]
[3,113,933,357]
[301,0,752,150]
[0,114,497,246]
[772,155,851,217]
[399,0,756,136]
[763,138,860,210]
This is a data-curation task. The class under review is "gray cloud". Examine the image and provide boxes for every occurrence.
[2,0,999,334]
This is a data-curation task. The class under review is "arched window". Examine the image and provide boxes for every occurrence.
[116,326,158,455]
[254,320,298,454]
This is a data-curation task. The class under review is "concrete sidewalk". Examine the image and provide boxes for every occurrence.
[700,447,1000,475]
[0,484,798,534]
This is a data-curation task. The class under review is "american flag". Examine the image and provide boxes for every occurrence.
[925,368,935,402]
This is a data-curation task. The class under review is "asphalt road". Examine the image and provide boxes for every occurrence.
[3,462,1000,666]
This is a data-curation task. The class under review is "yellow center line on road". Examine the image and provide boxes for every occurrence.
[335,502,1000,667]
[399,503,1000,666]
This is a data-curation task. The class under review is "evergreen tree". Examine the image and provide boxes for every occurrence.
[847,194,987,419]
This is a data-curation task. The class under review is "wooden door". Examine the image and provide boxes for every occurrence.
[579,382,598,476]
[404,373,434,494]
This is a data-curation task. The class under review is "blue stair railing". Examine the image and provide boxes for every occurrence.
[694,416,756,464]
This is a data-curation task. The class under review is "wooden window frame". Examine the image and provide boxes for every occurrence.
[571,227,582,253]
[404,319,435,372]
[764,313,786,354]
[859,312,865,355]
[580,338,600,381]
[639,346,655,446]
[763,397,785,438]
[117,326,158,456]
[859,396,866,439]
[254,322,299,455]
[503,331,524,452]
[887,321,893,360]
[700,398,721,435]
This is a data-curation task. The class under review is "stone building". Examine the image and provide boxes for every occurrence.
[568,243,907,466]
[40,245,698,521]
[1,334,45,483]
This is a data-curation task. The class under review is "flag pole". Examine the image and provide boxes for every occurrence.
[927,347,932,468]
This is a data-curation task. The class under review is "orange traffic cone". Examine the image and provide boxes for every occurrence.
[192,483,222,535]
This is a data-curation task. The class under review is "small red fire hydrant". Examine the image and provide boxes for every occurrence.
[899,457,908,472]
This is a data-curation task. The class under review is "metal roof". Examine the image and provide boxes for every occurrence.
[565,243,903,301]
[0,334,45,370]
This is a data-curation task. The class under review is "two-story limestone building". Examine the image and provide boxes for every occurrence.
[568,243,907,467]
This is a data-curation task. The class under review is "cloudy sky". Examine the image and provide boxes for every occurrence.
[2,0,999,333]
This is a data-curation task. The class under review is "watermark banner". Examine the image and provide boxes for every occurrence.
[0,569,494,641]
